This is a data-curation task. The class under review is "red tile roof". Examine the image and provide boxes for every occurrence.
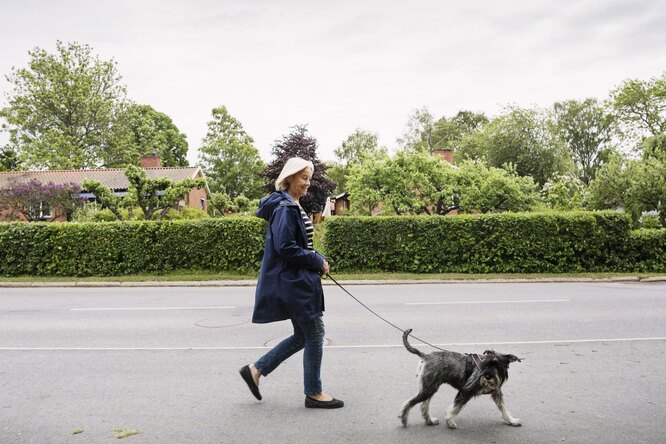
[0,167,203,191]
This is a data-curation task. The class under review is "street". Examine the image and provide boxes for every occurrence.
[1,282,665,443]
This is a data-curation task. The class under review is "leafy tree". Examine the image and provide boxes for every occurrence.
[197,106,264,198]
[584,154,630,211]
[431,110,489,150]
[208,192,232,216]
[610,72,666,138]
[397,107,436,153]
[398,108,488,154]
[454,161,538,214]
[83,165,205,220]
[346,152,537,216]
[585,150,666,227]
[0,148,20,171]
[332,129,387,193]
[261,125,336,214]
[107,104,189,167]
[0,41,127,169]
[334,129,384,165]
[458,106,572,186]
[541,174,585,210]
[552,98,618,184]
[0,179,82,221]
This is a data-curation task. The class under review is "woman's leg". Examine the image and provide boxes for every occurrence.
[301,317,325,396]
[254,319,305,376]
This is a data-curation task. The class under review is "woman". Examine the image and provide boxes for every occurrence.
[239,157,343,409]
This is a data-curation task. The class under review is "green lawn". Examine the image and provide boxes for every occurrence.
[0,270,663,282]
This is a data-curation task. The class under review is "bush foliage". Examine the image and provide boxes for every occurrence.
[0,211,663,276]
[0,218,265,276]
[323,211,664,273]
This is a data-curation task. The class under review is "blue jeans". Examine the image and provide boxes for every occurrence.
[254,317,325,396]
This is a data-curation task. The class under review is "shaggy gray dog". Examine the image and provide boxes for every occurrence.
[399,329,522,429]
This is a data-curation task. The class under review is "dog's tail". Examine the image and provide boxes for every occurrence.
[402,329,425,358]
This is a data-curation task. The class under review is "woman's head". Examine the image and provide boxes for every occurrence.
[275,157,314,197]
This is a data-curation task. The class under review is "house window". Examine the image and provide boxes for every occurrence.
[40,202,52,220]
[200,198,206,209]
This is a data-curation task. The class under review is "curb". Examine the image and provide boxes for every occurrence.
[1,276,665,288]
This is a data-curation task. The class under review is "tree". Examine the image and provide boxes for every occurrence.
[83,165,205,220]
[208,192,232,216]
[0,148,20,171]
[197,106,264,199]
[457,106,572,186]
[332,129,387,193]
[397,107,436,153]
[541,174,585,210]
[584,154,630,211]
[261,125,336,214]
[454,161,539,214]
[0,41,127,169]
[107,104,189,167]
[345,152,537,216]
[0,179,82,221]
[552,98,618,184]
[431,110,489,150]
[610,72,666,138]
[334,129,384,165]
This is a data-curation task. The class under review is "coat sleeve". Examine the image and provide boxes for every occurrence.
[270,206,325,271]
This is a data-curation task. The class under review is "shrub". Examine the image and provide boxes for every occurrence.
[0,218,265,276]
[323,211,637,273]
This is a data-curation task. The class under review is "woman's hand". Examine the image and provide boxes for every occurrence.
[321,260,330,275]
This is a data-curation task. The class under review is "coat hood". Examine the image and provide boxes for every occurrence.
[256,191,296,221]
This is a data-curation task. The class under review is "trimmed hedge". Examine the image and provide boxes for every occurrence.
[0,218,266,277]
[626,228,666,272]
[1,212,663,276]
[323,211,664,273]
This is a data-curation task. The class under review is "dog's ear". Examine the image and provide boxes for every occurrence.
[499,354,522,368]
[483,350,497,357]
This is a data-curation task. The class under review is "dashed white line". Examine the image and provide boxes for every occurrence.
[405,299,569,306]
[71,306,236,311]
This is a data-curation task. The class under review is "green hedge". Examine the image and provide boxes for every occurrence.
[323,211,664,273]
[1,212,663,277]
[626,228,666,272]
[0,218,266,277]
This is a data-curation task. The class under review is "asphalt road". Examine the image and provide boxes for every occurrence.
[1,282,665,443]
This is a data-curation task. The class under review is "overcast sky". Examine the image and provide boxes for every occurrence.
[1,0,665,165]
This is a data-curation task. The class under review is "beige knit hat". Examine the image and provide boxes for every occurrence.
[275,157,314,191]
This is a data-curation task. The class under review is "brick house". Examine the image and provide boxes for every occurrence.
[0,155,209,222]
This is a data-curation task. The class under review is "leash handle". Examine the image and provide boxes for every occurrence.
[325,273,445,351]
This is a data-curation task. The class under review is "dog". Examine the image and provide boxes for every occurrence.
[399,328,522,429]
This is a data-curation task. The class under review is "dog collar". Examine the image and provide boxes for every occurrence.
[470,353,485,371]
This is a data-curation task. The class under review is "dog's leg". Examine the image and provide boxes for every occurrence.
[420,397,440,425]
[492,391,521,427]
[400,389,436,427]
[445,392,471,429]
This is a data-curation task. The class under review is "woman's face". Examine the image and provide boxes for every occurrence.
[287,168,312,199]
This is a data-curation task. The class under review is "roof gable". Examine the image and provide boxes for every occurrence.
[0,167,203,191]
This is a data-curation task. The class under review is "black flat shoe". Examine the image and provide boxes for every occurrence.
[305,396,344,409]
[239,365,261,400]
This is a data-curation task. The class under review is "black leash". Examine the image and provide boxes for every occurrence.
[325,273,446,352]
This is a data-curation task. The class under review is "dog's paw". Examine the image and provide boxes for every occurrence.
[426,417,440,426]
[445,419,458,429]
[505,417,521,427]
[399,415,408,427]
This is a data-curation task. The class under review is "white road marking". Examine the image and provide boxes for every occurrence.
[405,299,569,305]
[1,336,665,351]
[71,306,236,311]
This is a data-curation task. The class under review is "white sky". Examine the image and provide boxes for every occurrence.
[1,0,665,165]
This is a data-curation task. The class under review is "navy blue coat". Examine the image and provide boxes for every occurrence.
[252,191,326,324]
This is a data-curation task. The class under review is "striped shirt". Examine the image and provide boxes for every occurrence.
[299,207,314,250]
